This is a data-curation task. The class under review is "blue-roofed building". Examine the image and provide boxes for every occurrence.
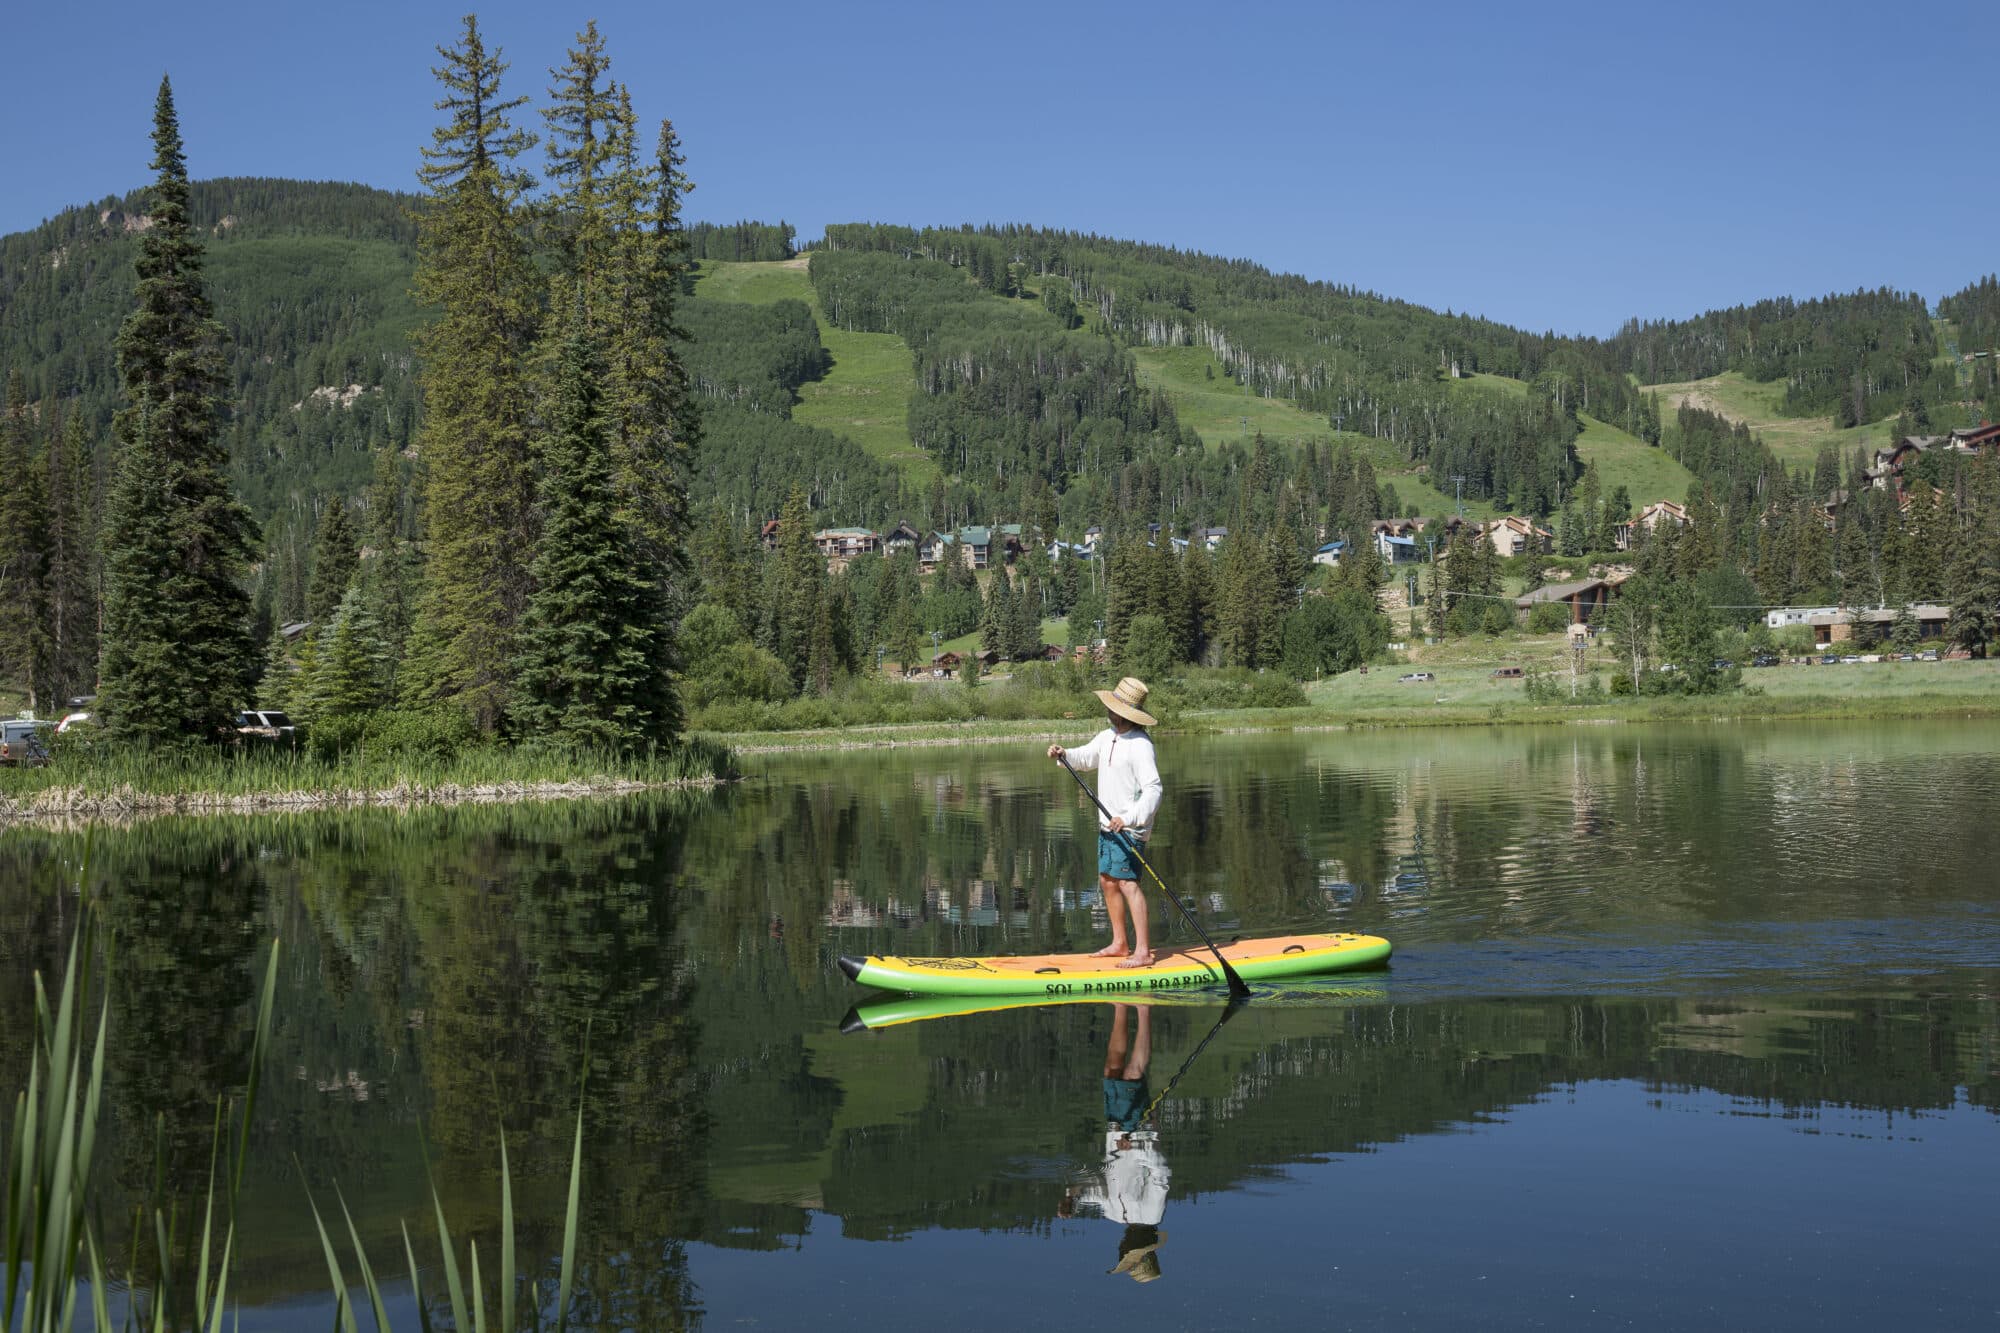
[1312,540,1346,567]
[1376,532,1421,564]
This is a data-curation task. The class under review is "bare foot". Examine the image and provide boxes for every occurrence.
[1088,945,1125,958]
[1117,952,1155,969]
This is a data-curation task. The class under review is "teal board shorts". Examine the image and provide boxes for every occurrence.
[1098,830,1145,881]
[1103,1076,1149,1130]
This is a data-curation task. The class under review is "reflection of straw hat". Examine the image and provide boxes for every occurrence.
[1108,1226,1166,1283]
[1095,677,1157,728]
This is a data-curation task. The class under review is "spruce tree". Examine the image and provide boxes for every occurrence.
[304,496,359,625]
[358,445,417,685]
[42,409,99,706]
[312,589,390,721]
[0,375,50,710]
[400,16,542,730]
[1181,540,1215,665]
[981,569,1014,657]
[542,30,698,656]
[1011,572,1043,659]
[764,487,822,690]
[97,78,258,747]
[513,323,679,751]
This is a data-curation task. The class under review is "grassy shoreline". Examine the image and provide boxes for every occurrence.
[8,661,1995,817]
[706,660,2000,753]
[0,738,734,824]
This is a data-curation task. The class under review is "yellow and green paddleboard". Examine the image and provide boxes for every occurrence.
[836,932,1391,998]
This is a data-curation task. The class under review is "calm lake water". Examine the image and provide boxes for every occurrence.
[3,722,1997,1330]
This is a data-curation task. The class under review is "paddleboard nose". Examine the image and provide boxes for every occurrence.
[837,955,864,982]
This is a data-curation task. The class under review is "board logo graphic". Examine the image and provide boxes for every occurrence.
[903,957,994,972]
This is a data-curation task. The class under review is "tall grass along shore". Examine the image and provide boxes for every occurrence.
[0,736,733,822]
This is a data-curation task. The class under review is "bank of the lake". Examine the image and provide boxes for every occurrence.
[0,736,734,822]
[704,656,2000,753]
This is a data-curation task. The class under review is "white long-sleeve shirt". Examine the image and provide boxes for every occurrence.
[1077,1131,1170,1226]
[1066,727,1163,839]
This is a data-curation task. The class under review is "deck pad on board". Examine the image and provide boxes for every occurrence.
[837,932,1390,997]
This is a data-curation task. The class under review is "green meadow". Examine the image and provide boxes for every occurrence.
[693,258,936,485]
[1574,411,1697,506]
[1129,343,1476,518]
[1640,369,1898,468]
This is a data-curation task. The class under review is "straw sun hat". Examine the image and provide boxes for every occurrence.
[1108,1227,1167,1283]
[1095,676,1157,728]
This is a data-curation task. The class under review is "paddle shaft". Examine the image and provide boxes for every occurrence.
[1058,754,1251,998]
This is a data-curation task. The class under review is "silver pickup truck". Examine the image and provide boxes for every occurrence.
[0,718,52,766]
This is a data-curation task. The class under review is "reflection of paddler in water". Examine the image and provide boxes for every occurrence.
[1059,1003,1171,1282]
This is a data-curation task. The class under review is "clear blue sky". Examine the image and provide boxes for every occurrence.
[7,0,1992,336]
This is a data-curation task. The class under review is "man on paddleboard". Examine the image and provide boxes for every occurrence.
[1047,677,1163,968]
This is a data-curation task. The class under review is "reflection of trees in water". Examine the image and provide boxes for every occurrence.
[0,801,713,1330]
[804,992,1998,1238]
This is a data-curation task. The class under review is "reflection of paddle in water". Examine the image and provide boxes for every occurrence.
[1059,999,1243,1282]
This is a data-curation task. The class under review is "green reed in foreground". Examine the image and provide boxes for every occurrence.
[3,919,587,1331]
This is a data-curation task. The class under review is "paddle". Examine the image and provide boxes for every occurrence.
[1141,993,1248,1123]
[1058,754,1251,999]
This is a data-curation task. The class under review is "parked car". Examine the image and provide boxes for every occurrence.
[1918,650,1940,661]
[1398,671,1435,683]
[0,718,52,767]
[235,709,297,743]
[1491,667,1524,679]
[1820,654,1840,665]
[56,710,93,734]
[1840,655,1862,664]
[1711,659,1734,671]
[1751,654,1779,668]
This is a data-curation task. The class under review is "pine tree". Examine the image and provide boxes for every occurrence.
[42,409,98,706]
[0,375,50,710]
[583,79,699,646]
[764,487,821,691]
[512,323,679,750]
[260,622,298,712]
[312,589,390,721]
[1011,571,1043,659]
[400,16,542,730]
[1181,540,1215,665]
[304,496,359,625]
[358,445,417,687]
[97,79,259,747]
[981,569,1014,657]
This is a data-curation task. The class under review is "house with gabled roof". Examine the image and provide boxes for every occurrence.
[1482,516,1554,557]
[918,530,956,574]
[1613,501,1689,551]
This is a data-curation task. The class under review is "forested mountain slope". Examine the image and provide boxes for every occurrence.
[1,178,423,523]
[6,179,1995,546]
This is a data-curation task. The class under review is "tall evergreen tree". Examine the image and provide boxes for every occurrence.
[540,30,699,685]
[400,16,542,730]
[762,487,822,690]
[311,588,390,721]
[304,496,359,625]
[358,445,418,687]
[97,78,259,746]
[0,375,50,709]
[1181,540,1215,665]
[512,323,678,750]
[981,569,1014,657]
[42,409,99,706]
